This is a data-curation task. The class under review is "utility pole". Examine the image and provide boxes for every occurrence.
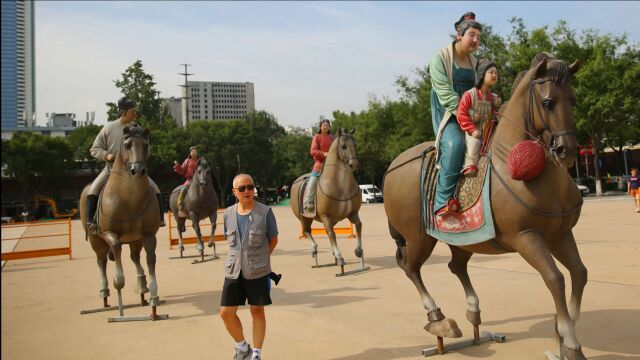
[179,64,194,127]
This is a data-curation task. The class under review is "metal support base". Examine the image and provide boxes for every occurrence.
[422,331,506,356]
[544,351,562,360]
[169,253,218,260]
[191,255,219,264]
[80,299,166,315]
[335,257,370,277]
[311,254,337,268]
[108,306,169,322]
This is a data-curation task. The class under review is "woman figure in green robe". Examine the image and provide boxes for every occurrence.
[428,12,482,216]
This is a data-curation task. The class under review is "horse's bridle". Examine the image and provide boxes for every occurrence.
[115,131,149,176]
[524,78,575,159]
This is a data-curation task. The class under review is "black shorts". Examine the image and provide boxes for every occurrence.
[221,272,272,307]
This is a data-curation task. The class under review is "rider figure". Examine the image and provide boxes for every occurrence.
[173,146,200,217]
[303,119,334,212]
[457,59,502,176]
[428,12,481,216]
[86,96,165,232]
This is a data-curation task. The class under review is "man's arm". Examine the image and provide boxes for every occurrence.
[429,54,460,116]
[268,236,278,255]
[90,127,109,161]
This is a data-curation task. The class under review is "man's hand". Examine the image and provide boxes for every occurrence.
[471,130,481,139]
[494,96,503,109]
[106,154,115,162]
[473,113,481,121]
[323,152,329,158]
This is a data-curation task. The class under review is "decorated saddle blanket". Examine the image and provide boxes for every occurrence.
[422,152,496,246]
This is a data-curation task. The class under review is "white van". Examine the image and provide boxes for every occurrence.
[359,184,383,203]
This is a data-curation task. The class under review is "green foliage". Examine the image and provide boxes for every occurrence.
[106,60,176,131]
[65,124,102,173]
[1,132,74,209]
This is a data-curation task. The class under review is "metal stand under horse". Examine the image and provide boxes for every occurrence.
[167,211,219,264]
[310,249,370,277]
[422,331,506,357]
[80,290,168,322]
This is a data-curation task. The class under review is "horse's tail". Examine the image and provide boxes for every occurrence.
[388,221,407,271]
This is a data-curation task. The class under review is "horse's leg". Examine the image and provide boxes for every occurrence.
[129,240,149,305]
[514,232,586,360]
[320,215,344,266]
[347,212,363,258]
[448,246,482,343]
[177,217,185,256]
[208,212,217,257]
[548,231,587,323]
[91,237,110,307]
[302,217,318,259]
[406,234,462,339]
[143,234,160,309]
[102,232,125,316]
[191,212,204,255]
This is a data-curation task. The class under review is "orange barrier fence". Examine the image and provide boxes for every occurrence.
[167,209,226,249]
[1,218,72,261]
[299,222,356,240]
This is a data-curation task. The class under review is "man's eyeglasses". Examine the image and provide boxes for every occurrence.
[234,184,255,193]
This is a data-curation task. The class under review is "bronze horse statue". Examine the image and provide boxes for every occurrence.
[80,124,166,320]
[290,128,368,276]
[169,158,219,263]
[383,53,587,359]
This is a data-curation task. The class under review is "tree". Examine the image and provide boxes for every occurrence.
[106,60,175,131]
[272,133,313,187]
[1,133,74,212]
[66,124,102,174]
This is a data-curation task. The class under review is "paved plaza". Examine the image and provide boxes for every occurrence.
[1,197,638,360]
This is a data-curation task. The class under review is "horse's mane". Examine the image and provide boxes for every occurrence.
[123,123,147,139]
[510,52,573,97]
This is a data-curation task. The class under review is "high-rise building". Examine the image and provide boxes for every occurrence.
[1,0,35,129]
[162,97,183,127]
[182,81,255,124]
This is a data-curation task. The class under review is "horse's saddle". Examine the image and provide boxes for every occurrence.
[420,120,498,244]
[297,176,317,219]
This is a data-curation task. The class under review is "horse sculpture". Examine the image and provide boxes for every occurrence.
[290,128,369,276]
[80,124,166,321]
[169,158,219,263]
[383,53,587,359]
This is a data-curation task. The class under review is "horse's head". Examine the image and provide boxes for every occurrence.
[194,158,212,186]
[337,128,358,171]
[520,52,581,167]
[121,124,150,177]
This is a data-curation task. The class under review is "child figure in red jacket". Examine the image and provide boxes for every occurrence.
[457,59,502,176]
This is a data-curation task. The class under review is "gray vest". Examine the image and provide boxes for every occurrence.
[223,202,272,280]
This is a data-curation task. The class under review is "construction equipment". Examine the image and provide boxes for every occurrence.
[34,195,78,219]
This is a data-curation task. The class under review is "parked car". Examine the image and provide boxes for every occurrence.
[360,184,383,203]
[576,184,590,197]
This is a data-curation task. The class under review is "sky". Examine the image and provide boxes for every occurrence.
[35,1,639,128]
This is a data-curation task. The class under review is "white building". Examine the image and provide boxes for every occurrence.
[162,97,183,127]
[182,81,255,126]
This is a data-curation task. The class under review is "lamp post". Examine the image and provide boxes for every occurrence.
[623,148,629,178]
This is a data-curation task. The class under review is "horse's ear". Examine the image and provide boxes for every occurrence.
[350,128,355,135]
[143,128,149,138]
[533,56,547,79]
[569,60,581,77]
[123,126,130,135]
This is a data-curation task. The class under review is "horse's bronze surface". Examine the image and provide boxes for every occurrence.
[383,53,586,359]
[80,125,165,320]
[290,129,368,275]
[169,158,219,262]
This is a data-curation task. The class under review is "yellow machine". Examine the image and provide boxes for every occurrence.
[34,195,78,219]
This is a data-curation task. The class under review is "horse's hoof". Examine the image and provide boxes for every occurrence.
[196,244,204,251]
[100,289,110,298]
[354,248,363,258]
[424,318,462,338]
[561,343,586,360]
[311,249,318,257]
[466,310,481,326]
[336,257,346,266]
[207,240,215,248]
[114,276,125,290]
[150,296,161,307]
[178,245,184,252]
